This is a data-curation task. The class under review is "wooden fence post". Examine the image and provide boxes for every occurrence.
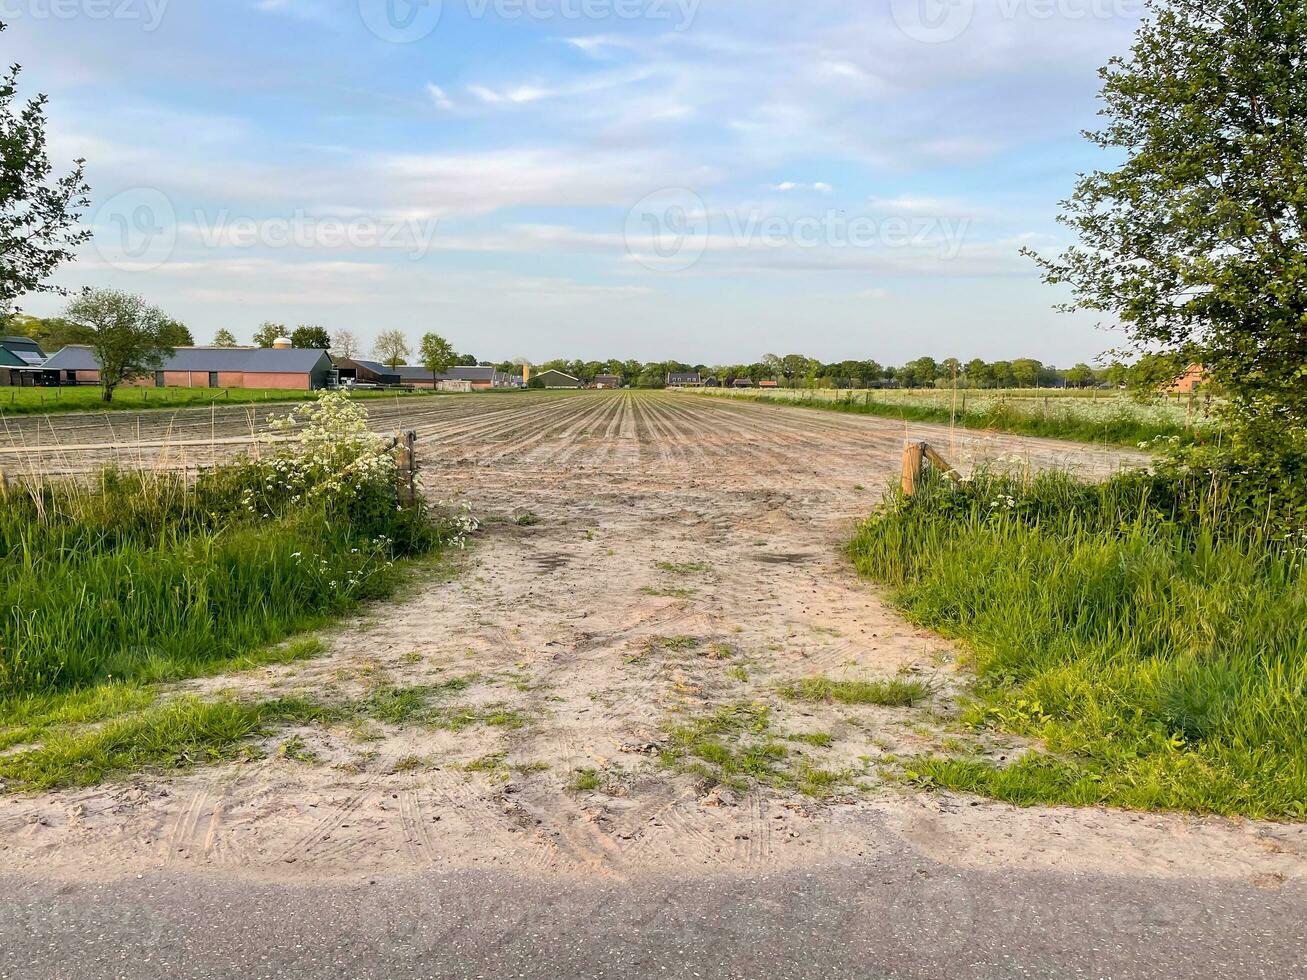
[901,440,926,496]
[394,430,418,508]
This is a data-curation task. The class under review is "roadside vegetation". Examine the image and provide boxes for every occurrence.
[851,467,1306,819]
[0,384,444,417]
[699,387,1213,448]
[0,392,472,791]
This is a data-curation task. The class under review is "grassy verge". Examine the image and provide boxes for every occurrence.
[0,385,449,417]
[697,389,1211,447]
[848,469,1306,819]
[658,702,855,798]
[0,394,467,791]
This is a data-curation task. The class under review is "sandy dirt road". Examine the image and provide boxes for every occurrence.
[2,392,1303,977]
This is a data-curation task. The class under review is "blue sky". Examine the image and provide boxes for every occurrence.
[6,0,1146,364]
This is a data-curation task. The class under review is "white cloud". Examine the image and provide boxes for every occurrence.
[426,84,454,110]
[769,181,834,193]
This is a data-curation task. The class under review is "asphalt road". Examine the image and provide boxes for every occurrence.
[3,856,1303,980]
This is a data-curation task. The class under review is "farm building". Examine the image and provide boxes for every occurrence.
[397,366,519,389]
[336,362,518,390]
[0,336,46,386]
[667,372,702,387]
[759,380,779,388]
[1169,364,1206,393]
[533,369,582,389]
[40,345,334,390]
[731,378,755,388]
[592,374,622,389]
[335,358,402,386]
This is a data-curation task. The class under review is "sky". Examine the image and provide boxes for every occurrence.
[4,0,1148,365]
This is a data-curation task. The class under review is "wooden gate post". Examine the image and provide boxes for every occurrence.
[901,440,926,496]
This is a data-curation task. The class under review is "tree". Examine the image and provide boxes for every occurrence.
[252,322,284,348]
[212,328,238,347]
[1065,363,1096,388]
[63,289,170,403]
[158,319,193,347]
[331,329,361,359]
[900,356,939,388]
[418,332,456,386]
[290,324,331,350]
[964,358,992,389]
[0,22,91,316]
[7,312,91,351]
[456,352,478,366]
[1011,358,1043,389]
[374,329,411,368]
[1026,0,1307,455]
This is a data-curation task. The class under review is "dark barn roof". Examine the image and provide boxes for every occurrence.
[0,336,46,367]
[534,369,580,386]
[42,346,331,374]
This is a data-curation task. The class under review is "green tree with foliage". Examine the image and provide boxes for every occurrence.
[158,319,194,347]
[1011,358,1043,388]
[1065,363,1096,388]
[290,324,331,350]
[418,332,456,386]
[373,329,411,368]
[64,289,171,403]
[1027,0,1307,468]
[212,328,238,347]
[252,322,284,348]
[0,22,91,317]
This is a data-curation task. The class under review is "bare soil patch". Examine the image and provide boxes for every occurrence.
[2,393,1303,887]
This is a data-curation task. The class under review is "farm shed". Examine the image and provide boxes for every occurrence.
[336,359,402,386]
[392,365,516,389]
[666,372,702,387]
[0,336,46,386]
[534,369,582,389]
[592,374,622,389]
[41,345,334,390]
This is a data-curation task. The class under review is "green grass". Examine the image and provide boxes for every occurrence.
[788,731,835,748]
[659,702,851,798]
[360,681,529,732]
[569,767,604,792]
[699,388,1212,447]
[640,586,697,599]
[0,418,458,791]
[655,561,711,575]
[0,695,335,792]
[780,677,933,707]
[0,385,446,417]
[849,469,1307,820]
[0,464,449,701]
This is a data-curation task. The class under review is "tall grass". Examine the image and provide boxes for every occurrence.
[849,469,1306,819]
[699,388,1214,446]
[0,385,443,417]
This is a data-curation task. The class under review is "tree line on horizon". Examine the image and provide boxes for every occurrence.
[9,308,1196,394]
